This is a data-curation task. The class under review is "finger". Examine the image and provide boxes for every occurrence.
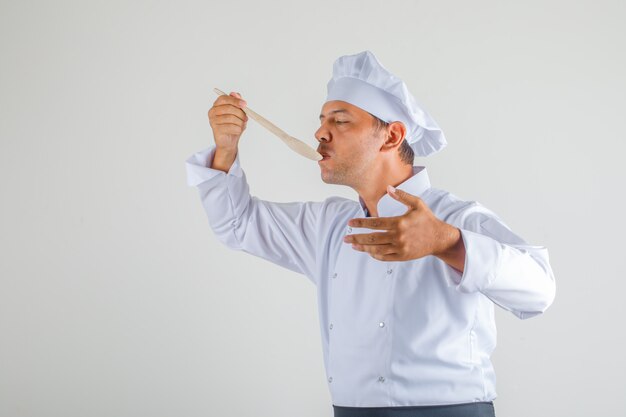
[210,105,248,123]
[387,185,422,209]
[212,114,247,126]
[344,231,395,245]
[348,216,401,230]
[213,94,247,109]
[212,123,245,135]
[352,243,397,256]
[370,252,404,262]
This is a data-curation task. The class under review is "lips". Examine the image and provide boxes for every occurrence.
[318,150,331,159]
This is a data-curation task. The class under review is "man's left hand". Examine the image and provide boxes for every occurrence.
[344,186,466,270]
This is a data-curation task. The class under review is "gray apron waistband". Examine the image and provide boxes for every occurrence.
[333,401,495,417]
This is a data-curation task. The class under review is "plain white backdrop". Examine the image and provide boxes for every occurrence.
[1,1,624,416]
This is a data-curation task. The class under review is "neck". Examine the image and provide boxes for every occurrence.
[355,161,414,217]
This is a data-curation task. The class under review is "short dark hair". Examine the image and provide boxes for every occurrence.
[370,115,414,165]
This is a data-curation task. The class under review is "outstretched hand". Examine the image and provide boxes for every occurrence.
[344,186,466,271]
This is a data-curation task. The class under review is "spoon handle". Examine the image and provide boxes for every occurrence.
[213,88,322,161]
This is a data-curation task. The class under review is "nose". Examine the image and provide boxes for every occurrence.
[315,125,330,143]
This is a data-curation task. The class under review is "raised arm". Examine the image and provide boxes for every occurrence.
[185,92,322,284]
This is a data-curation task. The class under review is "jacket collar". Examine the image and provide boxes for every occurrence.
[358,166,431,218]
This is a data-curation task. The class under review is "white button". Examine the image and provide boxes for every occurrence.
[231,220,237,227]
[378,376,385,382]
[328,377,333,383]
[347,227,352,233]
[333,272,337,279]
[387,268,393,274]
[329,323,333,330]
[379,322,385,328]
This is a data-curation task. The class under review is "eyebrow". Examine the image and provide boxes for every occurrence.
[319,109,350,120]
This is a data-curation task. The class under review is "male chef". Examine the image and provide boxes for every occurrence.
[185,50,556,417]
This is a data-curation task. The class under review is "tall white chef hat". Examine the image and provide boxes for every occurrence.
[325,50,447,157]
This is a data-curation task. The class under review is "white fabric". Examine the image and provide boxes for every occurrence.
[326,50,447,157]
[185,146,556,407]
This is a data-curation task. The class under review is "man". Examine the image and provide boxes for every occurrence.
[185,50,556,417]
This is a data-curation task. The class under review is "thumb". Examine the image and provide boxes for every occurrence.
[387,185,421,209]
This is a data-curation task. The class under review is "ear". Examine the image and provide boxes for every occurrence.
[380,121,406,152]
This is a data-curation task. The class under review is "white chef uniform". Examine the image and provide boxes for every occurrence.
[185,146,556,407]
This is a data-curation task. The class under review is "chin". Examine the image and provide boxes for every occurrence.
[320,171,347,186]
[319,164,353,186]
[319,169,335,184]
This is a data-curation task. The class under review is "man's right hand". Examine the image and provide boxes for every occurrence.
[208,91,248,172]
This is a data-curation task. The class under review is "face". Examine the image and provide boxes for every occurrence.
[315,100,383,187]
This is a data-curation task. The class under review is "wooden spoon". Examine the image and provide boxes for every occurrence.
[214,88,322,161]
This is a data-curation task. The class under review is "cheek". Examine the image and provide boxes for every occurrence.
[352,135,380,157]
[333,130,378,159]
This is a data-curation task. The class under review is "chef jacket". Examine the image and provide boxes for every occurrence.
[185,145,556,407]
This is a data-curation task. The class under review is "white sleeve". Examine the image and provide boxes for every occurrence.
[448,205,556,319]
[185,146,322,285]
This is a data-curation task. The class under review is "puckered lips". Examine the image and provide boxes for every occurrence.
[318,149,332,163]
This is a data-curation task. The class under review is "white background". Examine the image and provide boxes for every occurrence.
[1,1,624,416]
